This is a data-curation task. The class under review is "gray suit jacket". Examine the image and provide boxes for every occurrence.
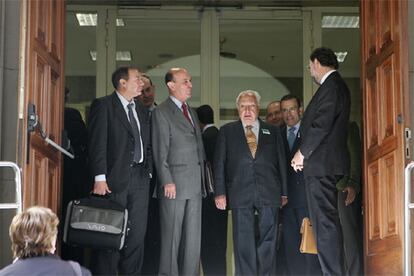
[151,97,205,200]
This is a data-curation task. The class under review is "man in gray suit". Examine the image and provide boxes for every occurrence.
[152,67,205,276]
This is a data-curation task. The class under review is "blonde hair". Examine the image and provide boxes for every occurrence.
[236,90,261,108]
[9,206,59,259]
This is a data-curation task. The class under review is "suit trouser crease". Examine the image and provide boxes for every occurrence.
[233,206,278,276]
[159,197,202,276]
[305,175,344,276]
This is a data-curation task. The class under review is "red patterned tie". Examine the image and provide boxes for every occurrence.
[182,103,193,126]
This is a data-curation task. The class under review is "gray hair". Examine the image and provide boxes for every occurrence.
[236,90,261,108]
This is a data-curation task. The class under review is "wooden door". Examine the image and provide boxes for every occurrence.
[361,0,410,274]
[20,0,65,214]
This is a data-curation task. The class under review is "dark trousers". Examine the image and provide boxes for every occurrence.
[142,175,160,276]
[305,175,344,276]
[338,191,363,276]
[92,165,149,276]
[282,207,322,275]
[232,206,279,276]
[201,195,228,276]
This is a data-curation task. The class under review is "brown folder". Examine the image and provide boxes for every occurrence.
[300,217,318,254]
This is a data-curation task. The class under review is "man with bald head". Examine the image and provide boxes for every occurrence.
[152,68,205,276]
[266,100,284,127]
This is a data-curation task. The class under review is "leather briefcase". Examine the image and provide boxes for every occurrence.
[300,217,318,254]
[63,196,128,250]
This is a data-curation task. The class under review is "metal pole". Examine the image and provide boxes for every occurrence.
[404,161,414,276]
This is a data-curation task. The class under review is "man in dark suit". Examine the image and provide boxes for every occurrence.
[88,66,152,275]
[196,104,228,276]
[280,94,321,275]
[214,90,287,276]
[337,121,363,276]
[139,74,160,276]
[292,47,351,275]
[152,68,205,276]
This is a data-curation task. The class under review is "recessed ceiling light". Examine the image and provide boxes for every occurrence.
[89,50,132,61]
[116,18,125,27]
[335,52,348,62]
[76,13,125,27]
[76,13,97,26]
[322,16,359,28]
[89,50,97,61]
[116,51,132,61]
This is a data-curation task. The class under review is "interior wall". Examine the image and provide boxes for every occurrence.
[0,0,21,268]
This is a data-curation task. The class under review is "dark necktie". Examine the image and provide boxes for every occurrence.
[127,103,142,163]
[288,126,296,150]
[245,125,257,158]
[182,103,193,126]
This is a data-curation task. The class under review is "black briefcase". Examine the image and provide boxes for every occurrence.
[63,196,128,250]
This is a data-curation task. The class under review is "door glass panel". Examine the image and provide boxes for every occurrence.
[116,18,201,106]
[65,9,97,120]
[219,19,303,124]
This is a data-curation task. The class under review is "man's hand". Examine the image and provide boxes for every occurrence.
[164,183,176,199]
[281,196,288,207]
[93,181,111,195]
[215,195,227,210]
[343,186,356,206]
[291,150,304,172]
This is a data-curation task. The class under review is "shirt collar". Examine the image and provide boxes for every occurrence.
[320,70,336,84]
[287,121,300,133]
[169,95,185,109]
[242,119,259,131]
[116,91,134,109]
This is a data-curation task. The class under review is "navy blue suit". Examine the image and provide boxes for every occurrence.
[281,125,321,275]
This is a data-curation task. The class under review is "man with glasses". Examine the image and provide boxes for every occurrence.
[291,47,350,275]
[88,66,152,275]
[280,94,322,275]
[214,90,287,275]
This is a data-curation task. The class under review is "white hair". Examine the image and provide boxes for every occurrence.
[236,90,261,108]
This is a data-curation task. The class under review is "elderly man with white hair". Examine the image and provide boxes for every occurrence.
[214,90,288,276]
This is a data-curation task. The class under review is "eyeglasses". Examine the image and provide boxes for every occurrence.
[282,107,299,114]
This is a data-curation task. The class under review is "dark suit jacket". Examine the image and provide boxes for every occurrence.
[299,71,351,178]
[214,120,287,209]
[88,92,152,193]
[0,255,91,276]
[281,125,307,209]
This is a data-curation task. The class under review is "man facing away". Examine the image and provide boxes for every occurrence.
[280,94,322,275]
[88,66,152,275]
[214,90,287,276]
[291,47,351,276]
[151,67,205,276]
[196,104,228,276]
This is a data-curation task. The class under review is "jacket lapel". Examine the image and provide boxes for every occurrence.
[167,98,195,133]
[111,92,133,136]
